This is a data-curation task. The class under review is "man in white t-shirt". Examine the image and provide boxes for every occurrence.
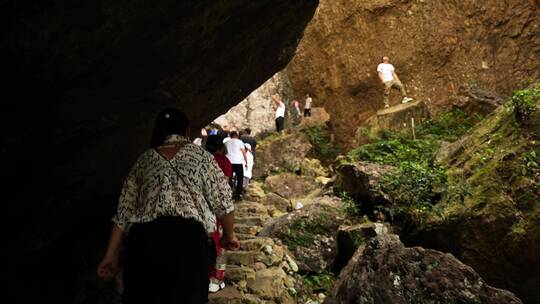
[377,56,413,108]
[273,94,286,133]
[304,94,312,117]
[242,143,254,190]
[225,131,248,199]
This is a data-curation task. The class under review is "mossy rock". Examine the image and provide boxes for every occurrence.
[406,98,540,303]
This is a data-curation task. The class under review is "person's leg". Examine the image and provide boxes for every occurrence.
[304,109,308,117]
[159,218,209,304]
[392,81,408,97]
[277,117,285,132]
[122,223,160,304]
[232,164,244,197]
[383,81,392,107]
[275,118,279,132]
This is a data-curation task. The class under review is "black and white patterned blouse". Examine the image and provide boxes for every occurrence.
[112,135,234,234]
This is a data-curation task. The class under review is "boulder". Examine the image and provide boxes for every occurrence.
[367,100,430,133]
[325,234,522,304]
[300,107,331,128]
[259,197,345,273]
[334,161,396,213]
[253,133,313,178]
[406,104,540,303]
[214,72,294,136]
[265,173,320,200]
[333,222,392,273]
[246,268,295,303]
[450,85,507,117]
[301,158,330,177]
[259,192,292,213]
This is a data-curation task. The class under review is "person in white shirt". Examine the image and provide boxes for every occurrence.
[192,128,207,146]
[224,131,247,199]
[304,94,312,117]
[242,143,254,190]
[273,94,286,133]
[377,56,413,108]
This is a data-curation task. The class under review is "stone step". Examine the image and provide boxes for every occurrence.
[235,215,267,227]
[239,237,275,252]
[224,265,256,284]
[223,250,262,266]
[224,249,282,267]
[236,233,257,241]
[234,204,269,216]
[208,286,263,304]
[234,224,262,235]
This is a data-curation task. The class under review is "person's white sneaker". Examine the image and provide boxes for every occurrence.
[384,104,390,109]
[208,280,225,293]
[402,97,413,103]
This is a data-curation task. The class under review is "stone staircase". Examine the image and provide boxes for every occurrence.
[208,200,300,304]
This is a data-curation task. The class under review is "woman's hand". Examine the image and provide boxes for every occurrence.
[97,225,125,280]
[97,254,119,280]
[220,233,240,251]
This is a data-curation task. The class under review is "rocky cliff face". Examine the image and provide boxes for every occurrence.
[286,0,540,147]
[2,1,318,302]
[214,72,294,135]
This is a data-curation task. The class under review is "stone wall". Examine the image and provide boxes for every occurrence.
[214,72,294,135]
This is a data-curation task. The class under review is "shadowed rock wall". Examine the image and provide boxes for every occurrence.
[1,1,318,302]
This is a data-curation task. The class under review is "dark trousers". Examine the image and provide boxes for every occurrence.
[123,217,209,304]
[275,116,285,132]
[231,163,244,196]
[304,108,311,117]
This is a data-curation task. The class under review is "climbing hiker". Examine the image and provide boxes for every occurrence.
[240,128,257,158]
[273,94,286,134]
[205,135,233,293]
[292,99,302,124]
[217,125,229,140]
[377,56,413,108]
[243,143,254,190]
[192,128,208,146]
[225,131,248,200]
[97,108,239,304]
[304,93,312,117]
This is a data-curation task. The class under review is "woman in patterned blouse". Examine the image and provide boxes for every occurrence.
[97,108,239,304]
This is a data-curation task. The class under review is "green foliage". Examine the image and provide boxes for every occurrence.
[284,219,316,251]
[510,85,540,124]
[521,150,539,176]
[416,108,478,141]
[301,272,336,296]
[378,161,447,210]
[269,166,293,175]
[305,126,339,162]
[345,110,477,221]
[337,191,361,218]
[348,137,439,166]
[283,208,334,250]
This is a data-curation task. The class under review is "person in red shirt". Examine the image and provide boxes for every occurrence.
[204,135,232,292]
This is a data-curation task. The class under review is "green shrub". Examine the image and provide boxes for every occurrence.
[305,126,339,162]
[416,108,478,141]
[511,85,540,124]
[301,272,335,297]
[521,150,539,176]
[345,110,477,221]
[337,191,361,218]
